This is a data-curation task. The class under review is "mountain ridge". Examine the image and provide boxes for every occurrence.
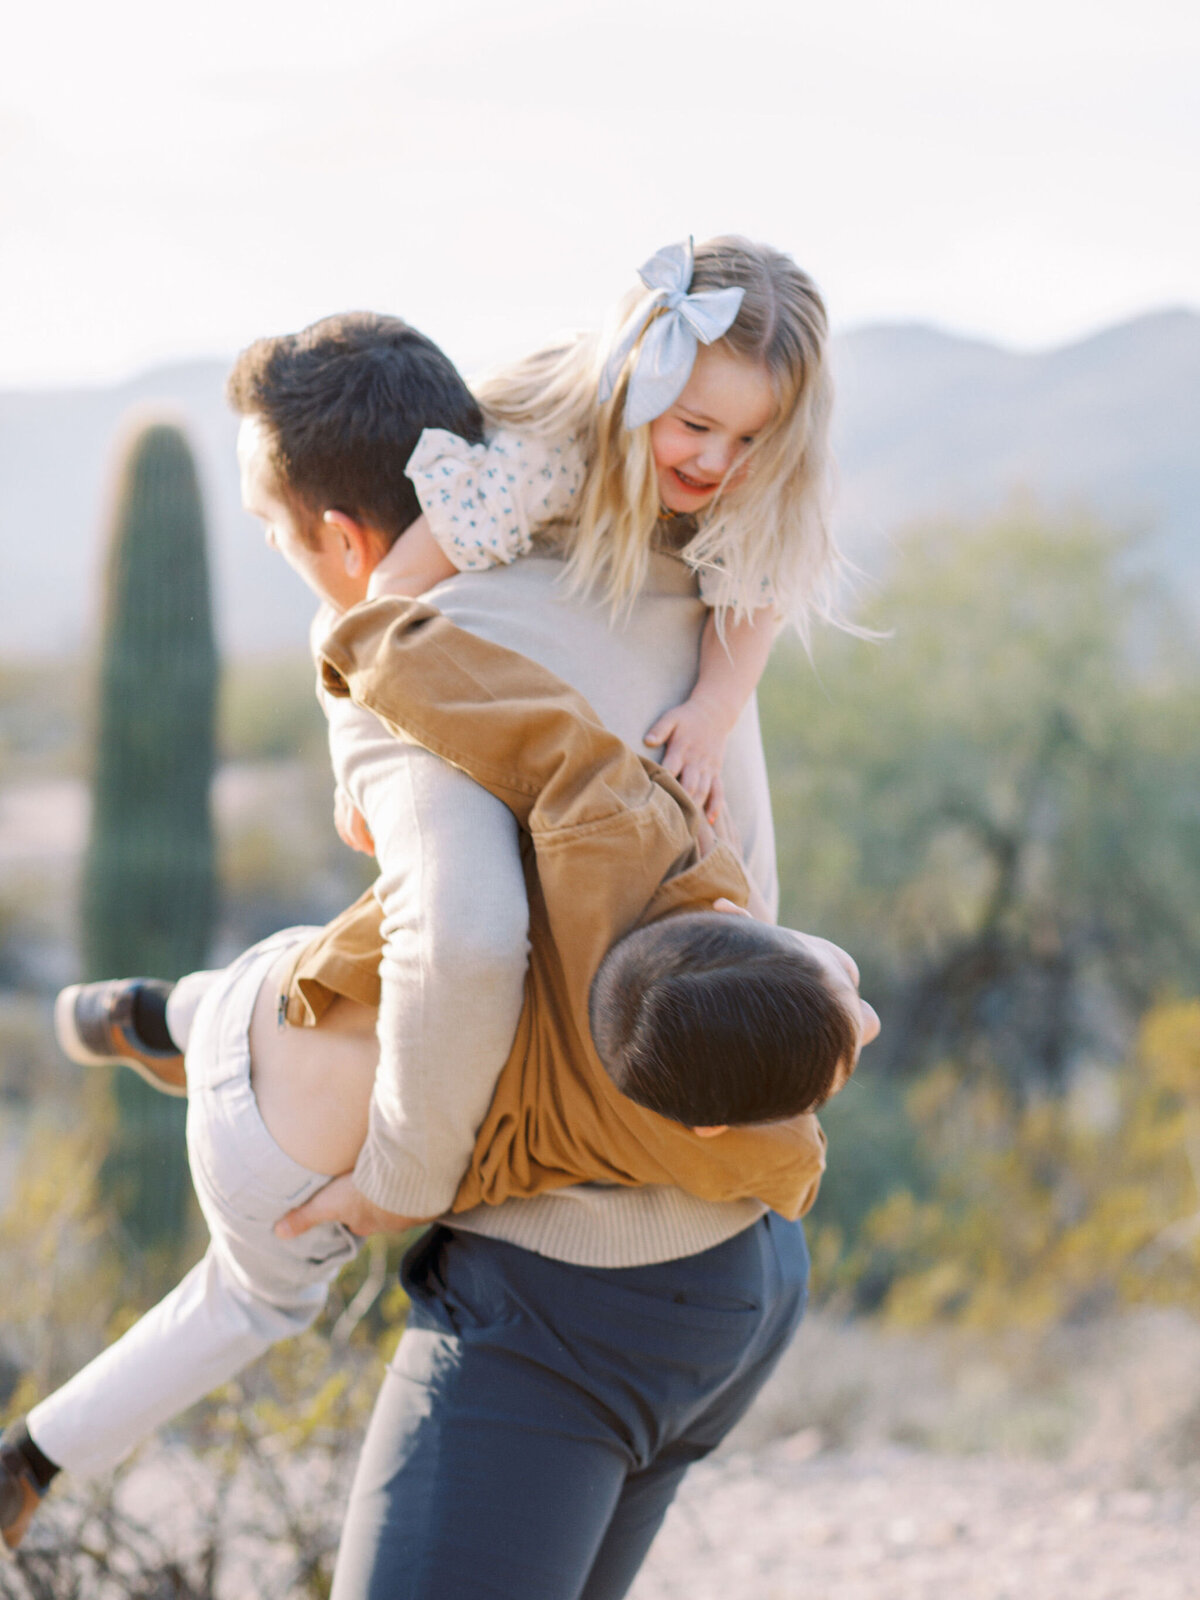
[4,309,1197,656]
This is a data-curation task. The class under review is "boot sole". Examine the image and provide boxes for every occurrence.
[54,985,188,1098]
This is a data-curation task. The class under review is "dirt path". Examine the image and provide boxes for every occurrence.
[6,1436,1197,1599]
[629,1442,1200,1600]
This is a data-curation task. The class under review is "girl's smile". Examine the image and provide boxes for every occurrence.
[668,466,720,495]
[648,344,776,515]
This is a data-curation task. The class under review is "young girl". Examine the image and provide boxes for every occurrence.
[366,234,842,822]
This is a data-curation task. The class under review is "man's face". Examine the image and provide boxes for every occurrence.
[237,415,368,612]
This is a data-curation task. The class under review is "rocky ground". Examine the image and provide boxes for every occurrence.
[5,1310,1199,1599]
[629,1307,1200,1599]
[630,1440,1200,1600]
[7,1437,1196,1600]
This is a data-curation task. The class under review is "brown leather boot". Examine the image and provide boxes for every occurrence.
[54,978,187,1097]
[0,1438,45,1554]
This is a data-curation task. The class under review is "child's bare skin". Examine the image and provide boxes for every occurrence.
[248,947,377,1178]
[298,800,874,1185]
[249,895,877,1221]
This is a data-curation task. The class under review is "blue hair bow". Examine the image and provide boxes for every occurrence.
[598,239,745,430]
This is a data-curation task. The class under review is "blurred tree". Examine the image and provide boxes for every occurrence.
[82,421,218,1252]
[838,1000,1200,1328]
[762,507,1200,1093]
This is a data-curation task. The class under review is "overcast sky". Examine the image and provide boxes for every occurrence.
[3,0,1197,387]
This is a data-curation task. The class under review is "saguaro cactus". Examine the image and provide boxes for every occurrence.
[82,420,218,1250]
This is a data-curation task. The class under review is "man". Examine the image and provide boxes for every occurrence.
[50,313,877,1598]
[228,314,876,1600]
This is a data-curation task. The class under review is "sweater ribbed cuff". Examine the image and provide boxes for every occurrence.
[353,1133,456,1221]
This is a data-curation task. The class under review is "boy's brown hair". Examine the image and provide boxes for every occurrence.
[226,311,484,544]
[589,911,858,1126]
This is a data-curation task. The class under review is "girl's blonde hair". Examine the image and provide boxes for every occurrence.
[475,235,841,641]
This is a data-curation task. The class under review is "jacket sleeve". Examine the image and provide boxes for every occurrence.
[320,598,749,995]
[323,598,691,833]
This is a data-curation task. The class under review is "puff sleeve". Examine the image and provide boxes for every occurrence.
[405,427,586,572]
[694,559,781,614]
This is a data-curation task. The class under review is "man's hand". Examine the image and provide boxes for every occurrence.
[715,872,774,922]
[275,1173,422,1240]
[334,787,376,855]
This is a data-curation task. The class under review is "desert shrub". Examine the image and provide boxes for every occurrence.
[1,1114,415,1599]
[828,1001,1200,1327]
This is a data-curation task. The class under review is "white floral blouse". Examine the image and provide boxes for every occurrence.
[405,428,585,571]
[405,427,778,613]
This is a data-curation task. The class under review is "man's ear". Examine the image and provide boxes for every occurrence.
[691,1125,729,1138]
[323,510,387,577]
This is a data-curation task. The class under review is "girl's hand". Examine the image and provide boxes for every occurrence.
[366,515,458,600]
[644,698,728,821]
[334,788,375,855]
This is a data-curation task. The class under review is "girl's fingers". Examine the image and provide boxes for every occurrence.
[707,773,725,823]
[663,734,692,778]
[681,764,709,804]
[680,759,713,798]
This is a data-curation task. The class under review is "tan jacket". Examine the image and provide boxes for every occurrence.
[284,598,827,1221]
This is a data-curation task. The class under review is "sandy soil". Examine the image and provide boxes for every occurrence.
[630,1441,1200,1600]
[6,1311,1199,1598]
[5,1435,1198,1600]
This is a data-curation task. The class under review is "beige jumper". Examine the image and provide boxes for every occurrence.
[285,598,826,1222]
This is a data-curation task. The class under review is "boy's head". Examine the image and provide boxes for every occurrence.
[228,311,483,607]
[589,908,877,1131]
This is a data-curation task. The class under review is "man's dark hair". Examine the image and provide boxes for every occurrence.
[226,311,484,544]
[589,912,858,1126]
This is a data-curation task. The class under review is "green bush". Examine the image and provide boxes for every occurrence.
[827,1002,1200,1327]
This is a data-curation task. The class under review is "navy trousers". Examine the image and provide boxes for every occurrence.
[330,1215,809,1600]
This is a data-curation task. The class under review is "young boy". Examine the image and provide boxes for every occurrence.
[1,314,877,1558]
